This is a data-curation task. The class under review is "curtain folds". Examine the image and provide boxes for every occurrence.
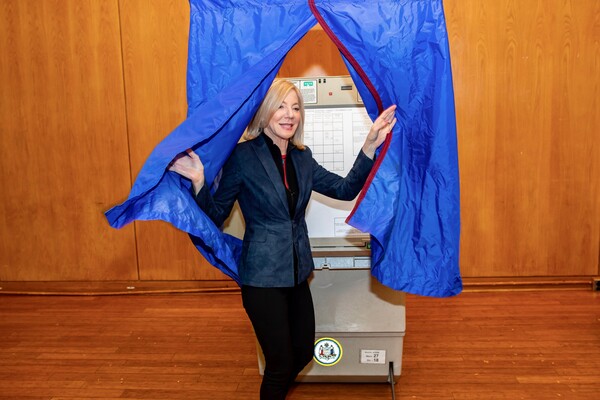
[105,0,462,297]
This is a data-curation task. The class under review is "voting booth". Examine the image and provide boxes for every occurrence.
[243,76,406,388]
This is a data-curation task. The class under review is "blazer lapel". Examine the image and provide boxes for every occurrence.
[250,138,290,213]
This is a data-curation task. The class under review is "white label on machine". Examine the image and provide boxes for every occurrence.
[334,217,363,236]
[300,80,318,104]
[360,349,386,364]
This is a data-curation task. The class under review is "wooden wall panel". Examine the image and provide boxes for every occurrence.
[0,0,597,284]
[444,0,600,276]
[118,0,227,280]
[279,26,347,78]
[0,0,137,280]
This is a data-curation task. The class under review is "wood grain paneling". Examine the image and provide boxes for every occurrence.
[0,0,137,280]
[118,0,227,280]
[0,0,598,284]
[279,26,347,78]
[444,0,600,276]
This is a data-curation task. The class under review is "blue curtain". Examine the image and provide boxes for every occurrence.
[106,0,462,297]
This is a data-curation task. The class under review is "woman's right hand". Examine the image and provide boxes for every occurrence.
[168,149,205,194]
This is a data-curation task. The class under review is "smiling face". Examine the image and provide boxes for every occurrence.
[263,90,301,151]
[245,80,306,151]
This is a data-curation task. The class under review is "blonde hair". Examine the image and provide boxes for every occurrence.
[245,79,306,150]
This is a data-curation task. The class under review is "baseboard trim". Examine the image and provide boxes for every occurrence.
[0,280,240,296]
[0,276,596,295]
[461,276,596,292]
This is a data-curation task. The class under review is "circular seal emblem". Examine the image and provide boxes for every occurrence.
[313,337,343,366]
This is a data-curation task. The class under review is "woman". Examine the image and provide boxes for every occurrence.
[170,79,396,399]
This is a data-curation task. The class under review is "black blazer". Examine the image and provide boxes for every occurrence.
[196,135,374,287]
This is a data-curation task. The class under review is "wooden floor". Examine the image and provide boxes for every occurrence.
[0,289,599,400]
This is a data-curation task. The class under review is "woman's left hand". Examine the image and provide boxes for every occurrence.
[362,104,397,159]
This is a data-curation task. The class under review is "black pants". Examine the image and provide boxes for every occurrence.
[242,281,315,400]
